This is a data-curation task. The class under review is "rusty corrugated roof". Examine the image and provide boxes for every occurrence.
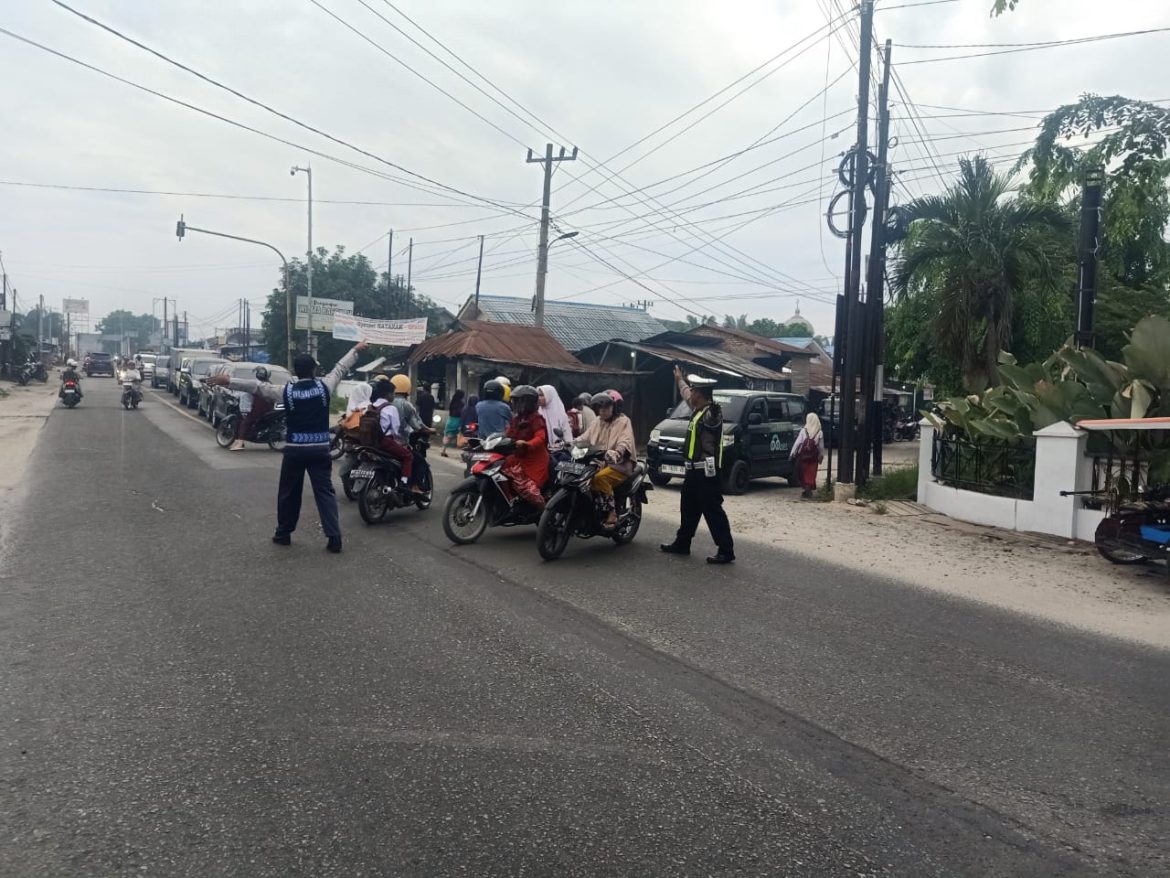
[408,320,584,369]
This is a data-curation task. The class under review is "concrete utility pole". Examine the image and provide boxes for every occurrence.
[474,234,485,314]
[387,228,394,312]
[837,0,875,488]
[406,238,413,299]
[527,142,578,328]
[38,294,44,357]
[1075,166,1105,350]
[291,164,313,357]
[857,38,893,486]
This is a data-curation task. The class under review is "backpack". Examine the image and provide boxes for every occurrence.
[359,405,386,447]
[798,432,820,462]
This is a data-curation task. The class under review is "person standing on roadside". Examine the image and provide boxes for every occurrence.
[790,411,825,499]
[441,389,465,457]
[416,384,436,430]
[660,365,735,565]
[210,341,367,553]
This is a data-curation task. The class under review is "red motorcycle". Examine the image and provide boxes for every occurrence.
[442,434,545,544]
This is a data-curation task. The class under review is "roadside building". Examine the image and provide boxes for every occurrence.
[457,295,666,355]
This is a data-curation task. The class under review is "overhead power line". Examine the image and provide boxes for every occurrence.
[899,27,1170,64]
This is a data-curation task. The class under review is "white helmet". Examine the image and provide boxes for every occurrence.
[66,358,77,368]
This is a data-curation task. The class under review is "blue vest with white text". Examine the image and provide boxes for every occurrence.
[283,379,331,447]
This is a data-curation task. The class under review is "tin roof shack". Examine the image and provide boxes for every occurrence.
[576,330,807,436]
[686,324,816,395]
[457,295,667,354]
[407,320,635,408]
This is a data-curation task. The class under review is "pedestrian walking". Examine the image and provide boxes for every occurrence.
[441,389,465,457]
[210,341,366,553]
[790,412,825,498]
[416,384,436,429]
[660,365,735,564]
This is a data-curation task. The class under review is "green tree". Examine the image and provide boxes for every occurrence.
[891,155,1071,391]
[262,245,449,368]
[683,314,717,327]
[991,0,1020,13]
[96,310,160,347]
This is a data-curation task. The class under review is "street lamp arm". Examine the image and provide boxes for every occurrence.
[180,223,288,270]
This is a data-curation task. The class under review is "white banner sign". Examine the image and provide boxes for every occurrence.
[63,298,89,316]
[332,313,427,346]
[295,296,353,332]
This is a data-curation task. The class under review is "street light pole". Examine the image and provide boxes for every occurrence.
[175,215,294,371]
[532,230,578,324]
[291,165,313,357]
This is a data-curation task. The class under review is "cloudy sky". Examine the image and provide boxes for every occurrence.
[0,0,1166,341]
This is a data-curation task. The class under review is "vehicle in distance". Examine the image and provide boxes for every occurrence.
[84,352,114,377]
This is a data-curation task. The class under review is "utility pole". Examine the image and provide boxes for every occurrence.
[527,142,578,328]
[291,164,313,356]
[1075,166,1105,349]
[474,234,485,314]
[857,38,893,485]
[387,228,394,314]
[837,0,874,487]
[162,298,168,349]
[38,294,44,358]
[406,238,413,299]
[183,311,188,347]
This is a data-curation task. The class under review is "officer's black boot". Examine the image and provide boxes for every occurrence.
[660,542,690,556]
[706,550,735,565]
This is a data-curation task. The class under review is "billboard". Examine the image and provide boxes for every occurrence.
[331,314,427,346]
[63,298,89,316]
[295,296,353,332]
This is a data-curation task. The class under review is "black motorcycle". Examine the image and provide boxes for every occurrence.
[15,360,45,385]
[59,377,82,408]
[536,446,652,561]
[443,435,545,544]
[120,378,142,410]
[894,416,920,442]
[350,432,434,524]
[214,397,287,450]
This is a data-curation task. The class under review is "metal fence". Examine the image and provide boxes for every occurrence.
[1086,448,1149,509]
[931,433,1036,500]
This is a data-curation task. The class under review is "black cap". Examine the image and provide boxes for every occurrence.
[293,353,317,378]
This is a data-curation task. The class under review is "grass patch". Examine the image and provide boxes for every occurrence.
[858,465,918,501]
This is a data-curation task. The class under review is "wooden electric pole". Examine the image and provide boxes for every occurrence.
[527,142,578,328]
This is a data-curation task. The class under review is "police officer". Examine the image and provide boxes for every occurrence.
[660,365,736,564]
[211,341,366,553]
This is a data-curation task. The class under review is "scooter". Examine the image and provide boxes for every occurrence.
[442,434,546,545]
[535,445,652,561]
[893,416,920,441]
[214,398,287,451]
[121,377,142,409]
[1090,484,1170,575]
[59,378,82,408]
[350,431,434,524]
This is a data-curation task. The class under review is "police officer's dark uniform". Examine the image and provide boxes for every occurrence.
[661,369,736,564]
[217,344,363,553]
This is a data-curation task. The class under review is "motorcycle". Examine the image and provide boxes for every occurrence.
[893,416,920,442]
[121,377,142,409]
[214,397,287,451]
[1087,484,1170,574]
[349,431,435,524]
[59,378,81,408]
[535,446,652,561]
[15,361,41,385]
[442,434,546,545]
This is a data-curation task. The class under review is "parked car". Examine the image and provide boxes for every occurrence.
[152,354,172,389]
[177,357,222,408]
[646,389,807,494]
[198,363,231,420]
[84,352,114,377]
[209,363,292,426]
[163,347,221,394]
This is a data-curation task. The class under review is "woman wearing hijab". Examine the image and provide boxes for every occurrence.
[345,382,372,416]
[789,412,825,498]
[442,389,466,457]
[537,385,573,452]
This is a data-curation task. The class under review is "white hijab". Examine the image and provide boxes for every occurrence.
[804,411,822,440]
[345,382,373,414]
[538,384,573,449]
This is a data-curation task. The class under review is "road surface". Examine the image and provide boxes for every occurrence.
[1,378,1166,875]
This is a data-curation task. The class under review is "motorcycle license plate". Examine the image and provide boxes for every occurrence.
[351,467,376,480]
[560,462,591,476]
[63,389,76,395]
[661,465,686,476]
[470,453,493,461]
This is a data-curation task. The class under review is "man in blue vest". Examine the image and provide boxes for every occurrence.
[660,365,735,564]
[211,341,366,553]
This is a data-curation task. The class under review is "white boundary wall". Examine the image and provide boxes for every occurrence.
[917,420,1106,542]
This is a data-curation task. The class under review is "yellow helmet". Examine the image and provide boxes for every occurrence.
[390,374,412,394]
[493,375,512,402]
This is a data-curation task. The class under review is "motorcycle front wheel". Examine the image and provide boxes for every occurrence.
[358,474,391,524]
[329,429,344,460]
[1097,543,1149,565]
[414,467,434,510]
[216,415,239,448]
[536,493,574,561]
[613,497,642,545]
[442,490,487,544]
[266,423,287,452]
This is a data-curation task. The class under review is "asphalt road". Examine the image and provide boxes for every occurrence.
[1,378,1166,876]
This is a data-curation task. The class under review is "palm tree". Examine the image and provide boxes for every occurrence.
[892,155,1070,391]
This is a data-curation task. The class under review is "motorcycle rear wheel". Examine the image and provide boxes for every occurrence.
[414,467,434,510]
[1097,544,1149,565]
[442,490,487,544]
[536,495,574,561]
[266,424,287,452]
[358,474,391,524]
[613,498,642,545]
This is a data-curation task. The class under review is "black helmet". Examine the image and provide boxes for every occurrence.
[575,392,593,409]
[254,366,270,382]
[483,379,506,401]
[511,384,538,414]
[590,391,615,411]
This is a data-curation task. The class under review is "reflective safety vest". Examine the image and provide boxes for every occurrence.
[686,406,722,465]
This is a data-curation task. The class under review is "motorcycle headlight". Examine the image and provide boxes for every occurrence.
[648,429,661,444]
[721,434,737,447]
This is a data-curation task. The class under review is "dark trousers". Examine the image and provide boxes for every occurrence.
[676,470,734,554]
[276,446,340,539]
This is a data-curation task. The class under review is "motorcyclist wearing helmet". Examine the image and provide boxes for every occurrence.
[230,365,275,451]
[389,374,433,491]
[576,390,637,529]
[476,379,512,438]
[571,392,596,436]
[492,375,512,403]
[60,358,83,400]
[501,384,549,509]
